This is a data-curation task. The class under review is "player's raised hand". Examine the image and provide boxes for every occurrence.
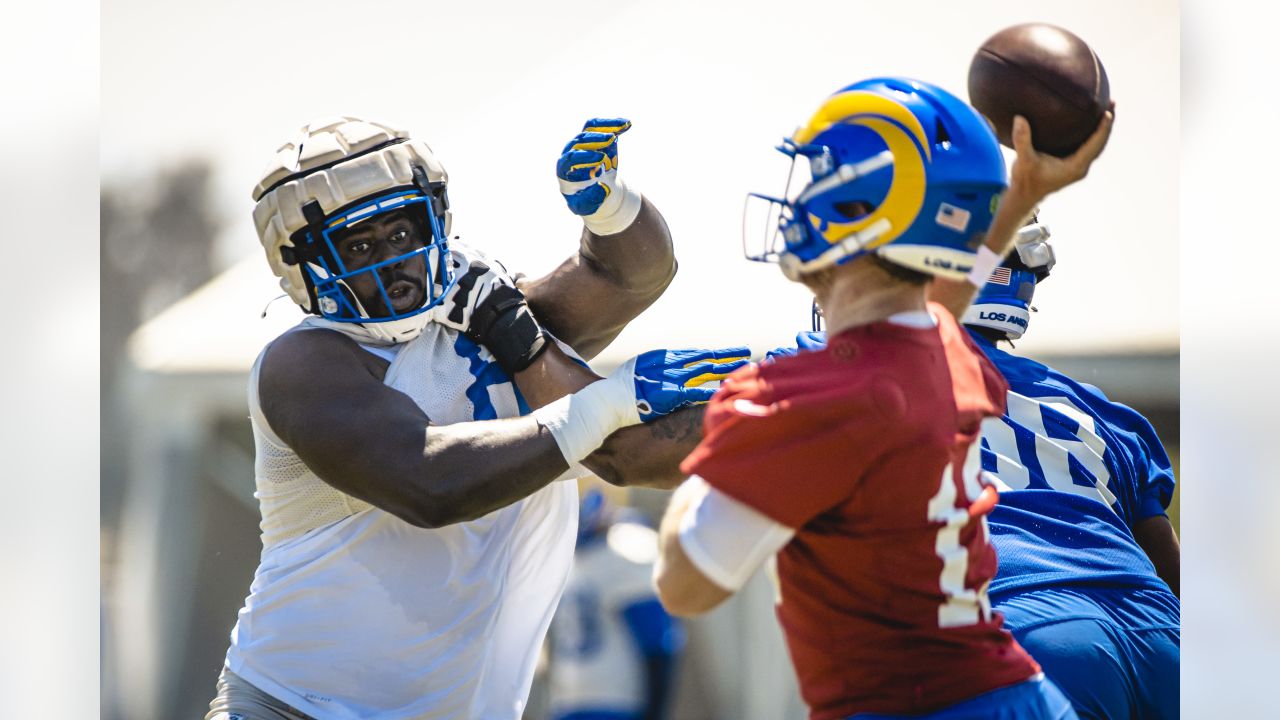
[1007,103,1115,203]
[556,118,644,235]
[764,331,828,363]
[611,347,751,423]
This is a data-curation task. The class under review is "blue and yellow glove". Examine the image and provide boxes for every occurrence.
[556,118,644,235]
[532,345,750,466]
[613,346,751,423]
[763,331,828,363]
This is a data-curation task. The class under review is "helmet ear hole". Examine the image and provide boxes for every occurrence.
[934,117,952,149]
[834,200,876,220]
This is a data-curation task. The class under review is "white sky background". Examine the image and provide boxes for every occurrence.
[102,0,1178,362]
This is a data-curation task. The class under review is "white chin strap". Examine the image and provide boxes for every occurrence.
[780,218,893,281]
[356,314,435,344]
[345,287,436,345]
[302,311,434,346]
[962,302,1030,340]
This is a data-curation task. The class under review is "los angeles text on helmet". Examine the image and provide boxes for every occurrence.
[921,255,975,274]
[975,311,1029,329]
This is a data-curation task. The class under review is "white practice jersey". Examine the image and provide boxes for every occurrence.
[546,522,665,719]
[225,287,582,719]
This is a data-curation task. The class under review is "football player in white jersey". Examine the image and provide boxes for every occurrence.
[206,117,748,720]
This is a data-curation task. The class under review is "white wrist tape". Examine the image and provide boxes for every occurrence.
[966,245,1003,287]
[533,363,641,465]
[584,178,643,236]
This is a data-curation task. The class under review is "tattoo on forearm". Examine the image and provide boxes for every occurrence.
[648,408,705,442]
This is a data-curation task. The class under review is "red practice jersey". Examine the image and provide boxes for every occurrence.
[681,304,1039,719]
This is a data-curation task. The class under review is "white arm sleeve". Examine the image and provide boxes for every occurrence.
[675,476,796,592]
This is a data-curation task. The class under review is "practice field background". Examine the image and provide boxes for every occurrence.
[94,0,1189,718]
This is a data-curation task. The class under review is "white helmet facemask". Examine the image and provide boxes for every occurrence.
[252,117,456,344]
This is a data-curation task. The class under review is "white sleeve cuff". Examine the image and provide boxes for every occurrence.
[676,476,795,592]
[584,181,643,236]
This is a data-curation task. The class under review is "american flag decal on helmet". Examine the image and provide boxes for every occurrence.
[936,202,972,232]
[988,266,1012,285]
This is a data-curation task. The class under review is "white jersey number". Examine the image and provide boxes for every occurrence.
[981,392,1117,513]
[926,441,994,628]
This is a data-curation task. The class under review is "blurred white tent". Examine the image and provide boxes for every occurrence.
[127,255,293,375]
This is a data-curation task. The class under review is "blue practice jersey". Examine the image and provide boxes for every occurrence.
[547,522,682,720]
[969,332,1176,599]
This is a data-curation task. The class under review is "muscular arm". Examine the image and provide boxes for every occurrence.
[515,347,708,489]
[260,329,703,529]
[1133,515,1180,597]
[521,197,676,360]
[259,329,573,528]
[586,407,703,489]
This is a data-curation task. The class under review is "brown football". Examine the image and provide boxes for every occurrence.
[968,23,1110,157]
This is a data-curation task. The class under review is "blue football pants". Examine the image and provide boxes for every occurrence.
[995,586,1180,720]
[849,675,1077,719]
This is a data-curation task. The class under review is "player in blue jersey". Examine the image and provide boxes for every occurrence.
[546,487,683,720]
[775,217,1180,719]
[959,218,1180,719]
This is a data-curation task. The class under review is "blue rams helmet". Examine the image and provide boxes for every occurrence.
[744,77,1007,281]
[961,214,1055,340]
[252,117,457,344]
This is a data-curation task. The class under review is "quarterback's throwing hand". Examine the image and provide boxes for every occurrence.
[556,118,643,235]
[614,347,751,423]
[1007,104,1114,205]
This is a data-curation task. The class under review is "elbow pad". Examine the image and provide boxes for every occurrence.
[466,284,549,375]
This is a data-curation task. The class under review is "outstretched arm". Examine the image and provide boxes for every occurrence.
[436,254,737,494]
[516,346,715,490]
[259,329,572,528]
[259,328,743,529]
[930,107,1115,318]
[588,405,705,490]
[520,119,677,360]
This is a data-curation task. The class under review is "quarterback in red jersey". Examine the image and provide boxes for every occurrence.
[653,78,1113,719]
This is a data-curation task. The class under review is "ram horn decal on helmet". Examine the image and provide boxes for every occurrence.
[743,77,1008,282]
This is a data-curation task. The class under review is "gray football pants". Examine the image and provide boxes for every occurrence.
[205,666,317,720]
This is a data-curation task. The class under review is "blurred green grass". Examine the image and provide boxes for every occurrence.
[1168,446,1180,535]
